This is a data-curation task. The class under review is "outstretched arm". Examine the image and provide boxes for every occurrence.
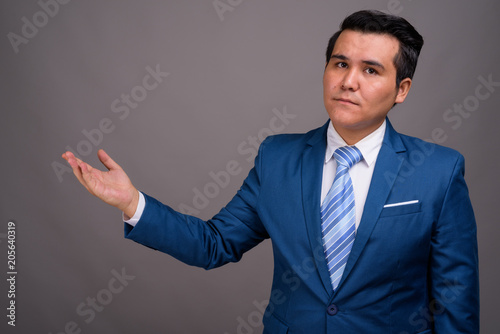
[62,149,139,218]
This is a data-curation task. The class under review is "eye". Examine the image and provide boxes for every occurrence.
[335,62,348,69]
[365,67,377,75]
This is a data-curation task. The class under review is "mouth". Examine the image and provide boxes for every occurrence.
[334,98,359,106]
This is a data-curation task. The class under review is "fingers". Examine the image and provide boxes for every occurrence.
[97,149,121,171]
[62,151,82,176]
[78,162,98,195]
[61,151,93,193]
[62,151,84,167]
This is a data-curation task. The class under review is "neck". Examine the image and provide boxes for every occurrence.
[332,121,385,145]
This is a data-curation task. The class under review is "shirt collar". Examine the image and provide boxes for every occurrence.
[325,120,386,167]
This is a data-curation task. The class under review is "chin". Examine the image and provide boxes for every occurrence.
[327,110,363,126]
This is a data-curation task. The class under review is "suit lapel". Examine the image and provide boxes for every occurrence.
[336,119,406,290]
[301,121,333,295]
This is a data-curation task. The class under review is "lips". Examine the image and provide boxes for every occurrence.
[334,97,359,105]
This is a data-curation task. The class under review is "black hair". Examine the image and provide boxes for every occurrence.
[325,10,424,87]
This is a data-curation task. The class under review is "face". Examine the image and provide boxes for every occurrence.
[323,30,412,144]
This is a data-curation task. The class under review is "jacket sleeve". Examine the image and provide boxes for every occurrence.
[123,140,269,270]
[429,154,479,333]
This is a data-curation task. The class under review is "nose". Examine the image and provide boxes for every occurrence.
[341,68,359,91]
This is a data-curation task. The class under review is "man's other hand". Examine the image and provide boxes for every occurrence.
[62,149,139,218]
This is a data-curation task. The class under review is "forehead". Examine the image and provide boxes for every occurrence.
[332,30,400,64]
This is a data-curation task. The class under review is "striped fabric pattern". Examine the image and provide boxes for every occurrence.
[321,146,363,290]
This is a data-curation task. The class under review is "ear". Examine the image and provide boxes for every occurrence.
[395,78,412,104]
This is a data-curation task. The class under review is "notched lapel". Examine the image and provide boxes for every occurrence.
[336,120,407,291]
[301,122,332,295]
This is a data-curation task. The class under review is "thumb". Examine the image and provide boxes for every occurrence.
[97,149,121,171]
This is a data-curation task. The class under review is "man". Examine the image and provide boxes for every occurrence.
[63,10,479,333]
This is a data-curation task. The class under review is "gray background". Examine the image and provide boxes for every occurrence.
[1,0,498,333]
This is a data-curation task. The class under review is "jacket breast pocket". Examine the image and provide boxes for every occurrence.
[379,202,421,218]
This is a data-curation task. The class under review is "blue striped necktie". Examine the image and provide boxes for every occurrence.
[321,145,363,291]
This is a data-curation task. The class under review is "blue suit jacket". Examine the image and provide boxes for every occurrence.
[125,119,479,333]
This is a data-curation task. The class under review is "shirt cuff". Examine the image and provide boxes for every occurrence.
[123,191,145,227]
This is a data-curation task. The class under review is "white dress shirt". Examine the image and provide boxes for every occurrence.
[321,120,386,230]
[125,120,386,228]
[123,191,145,227]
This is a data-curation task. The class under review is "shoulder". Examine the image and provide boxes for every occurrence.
[392,132,466,181]
[398,133,464,163]
[259,122,327,154]
[384,119,464,165]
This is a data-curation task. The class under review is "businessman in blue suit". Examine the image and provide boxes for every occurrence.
[63,10,479,333]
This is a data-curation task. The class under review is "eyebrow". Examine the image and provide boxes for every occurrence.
[330,54,385,71]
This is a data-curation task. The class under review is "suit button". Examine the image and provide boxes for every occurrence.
[327,304,338,316]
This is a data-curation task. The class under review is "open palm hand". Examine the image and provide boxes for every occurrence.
[62,149,139,217]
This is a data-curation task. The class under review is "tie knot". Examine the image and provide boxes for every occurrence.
[334,146,363,169]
